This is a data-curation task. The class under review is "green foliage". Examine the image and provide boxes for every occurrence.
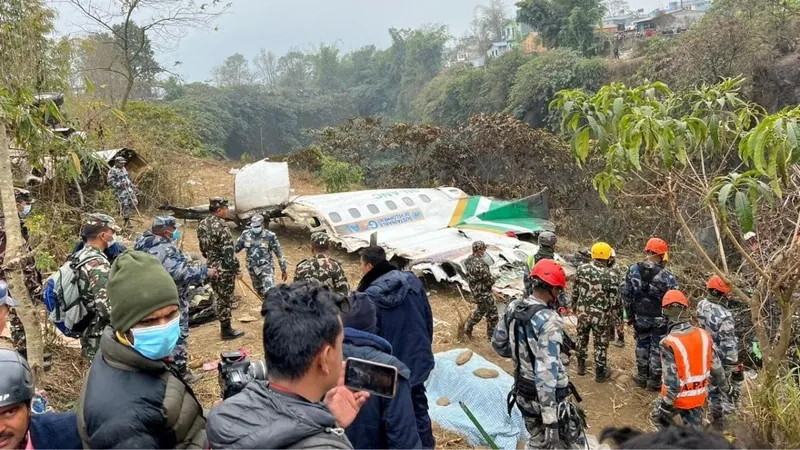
[212,53,255,87]
[516,0,605,56]
[319,151,364,193]
[413,68,489,126]
[120,101,207,156]
[508,49,608,128]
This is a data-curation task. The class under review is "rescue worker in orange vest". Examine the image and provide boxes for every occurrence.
[650,290,730,429]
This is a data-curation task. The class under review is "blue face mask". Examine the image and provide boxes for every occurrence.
[130,316,180,360]
[19,204,32,219]
[171,229,181,242]
[252,227,262,234]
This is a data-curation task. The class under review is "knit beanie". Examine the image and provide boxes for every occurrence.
[108,251,179,333]
[342,292,377,334]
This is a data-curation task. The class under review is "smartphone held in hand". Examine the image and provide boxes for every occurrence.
[344,357,398,398]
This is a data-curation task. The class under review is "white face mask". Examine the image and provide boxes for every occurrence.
[19,204,32,219]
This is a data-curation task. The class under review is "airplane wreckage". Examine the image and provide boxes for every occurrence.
[165,160,574,297]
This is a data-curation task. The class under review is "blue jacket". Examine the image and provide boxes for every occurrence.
[29,412,82,449]
[361,268,434,386]
[343,328,422,449]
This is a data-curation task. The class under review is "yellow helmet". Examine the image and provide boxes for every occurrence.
[591,242,613,260]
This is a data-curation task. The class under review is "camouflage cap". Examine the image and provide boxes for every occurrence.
[311,231,330,246]
[209,197,229,210]
[472,240,486,252]
[250,214,265,227]
[14,188,34,204]
[84,213,120,232]
[152,215,177,229]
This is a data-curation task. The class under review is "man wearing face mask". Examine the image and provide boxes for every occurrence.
[463,241,499,341]
[197,197,245,340]
[0,189,42,357]
[492,259,574,449]
[77,251,207,449]
[234,214,288,299]
[72,214,117,360]
[134,216,217,382]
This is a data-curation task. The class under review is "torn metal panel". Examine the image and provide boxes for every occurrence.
[283,187,570,297]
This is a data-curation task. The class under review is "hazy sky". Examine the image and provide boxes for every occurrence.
[51,0,662,82]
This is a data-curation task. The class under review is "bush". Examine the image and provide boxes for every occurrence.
[742,370,800,448]
[320,154,363,193]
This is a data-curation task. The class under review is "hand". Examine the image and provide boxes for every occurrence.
[324,386,370,428]
[557,307,568,317]
[281,271,288,282]
[542,423,562,449]
[207,268,219,280]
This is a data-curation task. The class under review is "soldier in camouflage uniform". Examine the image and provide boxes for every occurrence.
[0,190,42,357]
[197,198,245,340]
[235,214,287,299]
[697,275,741,425]
[107,157,138,228]
[573,242,621,382]
[609,250,627,348]
[652,290,729,429]
[294,232,349,296]
[0,281,20,351]
[463,241,499,340]
[621,238,678,391]
[134,216,216,382]
[493,260,581,449]
[74,214,117,359]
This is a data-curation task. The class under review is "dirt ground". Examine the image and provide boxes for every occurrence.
[62,156,655,446]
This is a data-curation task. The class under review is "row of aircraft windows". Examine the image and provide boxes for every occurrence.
[328,194,433,223]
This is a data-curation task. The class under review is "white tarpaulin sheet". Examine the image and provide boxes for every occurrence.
[427,348,528,449]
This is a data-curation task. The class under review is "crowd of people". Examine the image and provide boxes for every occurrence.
[0,157,753,449]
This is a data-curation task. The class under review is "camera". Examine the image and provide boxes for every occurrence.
[218,350,268,399]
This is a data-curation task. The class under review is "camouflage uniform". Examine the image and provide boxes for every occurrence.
[729,296,760,369]
[197,206,240,327]
[464,241,499,338]
[621,261,678,387]
[1,281,20,351]
[235,215,287,299]
[573,260,621,376]
[697,296,738,418]
[74,232,113,359]
[134,217,207,376]
[651,321,729,428]
[294,232,349,297]
[492,296,570,448]
[107,162,138,222]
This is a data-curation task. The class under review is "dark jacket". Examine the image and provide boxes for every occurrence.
[358,262,434,386]
[342,328,422,449]
[29,412,82,449]
[77,328,206,449]
[207,381,352,449]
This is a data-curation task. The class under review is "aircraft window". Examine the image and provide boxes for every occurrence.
[348,208,361,219]
[307,217,322,228]
[402,197,415,206]
[386,201,398,210]
[329,212,342,223]
[367,204,379,214]
[420,194,432,203]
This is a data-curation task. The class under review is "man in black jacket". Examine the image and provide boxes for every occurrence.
[208,283,370,449]
[0,349,82,450]
[340,292,421,449]
[77,251,207,449]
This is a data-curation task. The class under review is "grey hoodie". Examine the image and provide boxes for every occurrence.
[207,381,352,449]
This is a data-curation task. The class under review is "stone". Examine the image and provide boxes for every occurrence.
[473,368,499,379]
[436,397,450,407]
[456,350,474,366]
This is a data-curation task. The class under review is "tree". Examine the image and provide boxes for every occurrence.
[516,0,605,56]
[470,0,510,52]
[277,50,312,91]
[602,0,630,16]
[66,0,229,107]
[391,25,452,119]
[253,49,279,89]
[552,78,800,380]
[212,53,255,87]
[310,44,343,92]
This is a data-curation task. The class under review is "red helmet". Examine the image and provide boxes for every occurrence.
[706,275,731,295]
[645,238,669,255]
[530,259,567,289]
[662,289,689,308]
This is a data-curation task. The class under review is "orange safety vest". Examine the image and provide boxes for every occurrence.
[660,327,713,410]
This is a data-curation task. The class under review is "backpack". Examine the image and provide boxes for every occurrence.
[42,251,104,337]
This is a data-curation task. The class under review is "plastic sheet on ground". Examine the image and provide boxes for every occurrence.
[427,348,528,449]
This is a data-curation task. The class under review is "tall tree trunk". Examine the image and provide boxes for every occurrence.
[120,75,134,108]
[0,121,44,383]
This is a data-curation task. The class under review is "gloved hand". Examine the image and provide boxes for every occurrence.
[542,423,562,449]
[656,402,677,426]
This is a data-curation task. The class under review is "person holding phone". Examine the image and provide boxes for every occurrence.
[340,291,422,449]
[207,283,370,449]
